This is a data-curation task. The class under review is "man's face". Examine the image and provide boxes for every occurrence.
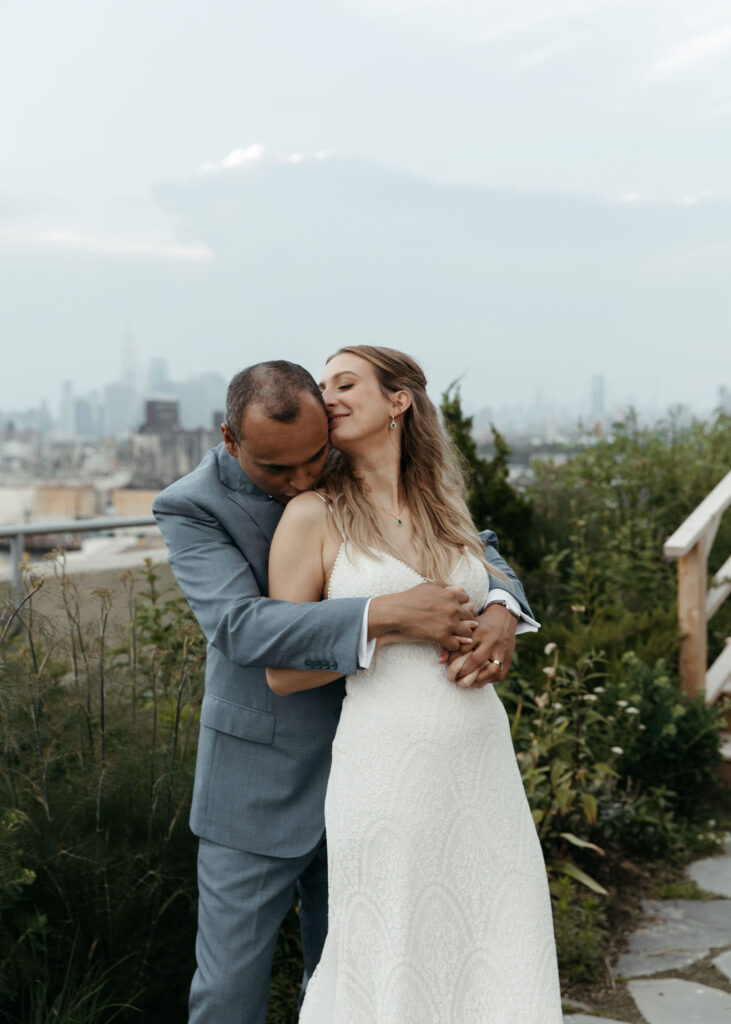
[221,394,330,502]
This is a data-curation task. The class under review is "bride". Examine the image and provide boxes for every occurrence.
[266,345,562,1023]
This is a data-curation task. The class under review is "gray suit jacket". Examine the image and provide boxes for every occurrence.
[153,442,533,858]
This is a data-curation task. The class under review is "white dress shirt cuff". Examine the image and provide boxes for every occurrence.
[358,598,377,668]
[484,588,541,635]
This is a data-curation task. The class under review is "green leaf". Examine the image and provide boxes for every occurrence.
[581,792,598,827]
[556,861,608,895]
[560,831,605,856]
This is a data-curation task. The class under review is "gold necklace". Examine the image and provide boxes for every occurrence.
[373,501,405,527]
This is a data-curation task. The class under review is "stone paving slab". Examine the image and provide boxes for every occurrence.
[564,1016,631,1023]
[687,849,731,899]
[628,977,731,1024]
[616,898,731,978]
[712,948,731,983]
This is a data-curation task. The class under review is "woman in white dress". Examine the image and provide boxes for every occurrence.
[266,345,562,1024]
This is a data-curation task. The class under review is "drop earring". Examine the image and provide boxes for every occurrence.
[390,416,397,429]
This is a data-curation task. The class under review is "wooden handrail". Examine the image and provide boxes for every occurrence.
[663,469,731,706]
[664,471,731,558]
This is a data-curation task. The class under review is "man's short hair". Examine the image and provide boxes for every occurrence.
[226,361,324,441]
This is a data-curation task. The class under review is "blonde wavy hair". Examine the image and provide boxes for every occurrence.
[319,345,508,584]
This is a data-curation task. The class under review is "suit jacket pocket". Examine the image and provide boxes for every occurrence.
[200,693,275,744]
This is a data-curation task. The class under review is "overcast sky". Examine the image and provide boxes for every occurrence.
[1,0,730,419]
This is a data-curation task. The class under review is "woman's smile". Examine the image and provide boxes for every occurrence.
[328,412,350,431]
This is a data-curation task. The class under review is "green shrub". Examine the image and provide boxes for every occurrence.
[591,652,724,810]
[0,559,203,1023]
[550,876,608,985]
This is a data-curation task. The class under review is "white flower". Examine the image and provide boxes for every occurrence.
[535,692,549,709]
[542,666,556,679]
[593,686,606,694]
[616,699,629,708]
[638,723,647,731]
[611,746,624,755]
[583,693,598,702]
[553,702,563,710]
[544,642,557,655]
[571,604,586,614]
[626,706,640,715]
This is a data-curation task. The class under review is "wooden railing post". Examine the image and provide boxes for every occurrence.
[677,541,708,698]
[664,471,731,707]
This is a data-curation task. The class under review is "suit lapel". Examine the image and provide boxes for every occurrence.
[216,443,284,546]
[226,489,283,544]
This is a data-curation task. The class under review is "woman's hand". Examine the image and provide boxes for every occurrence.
[439,603,518,688]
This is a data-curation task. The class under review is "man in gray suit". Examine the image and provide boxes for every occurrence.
[153,360,535,1023]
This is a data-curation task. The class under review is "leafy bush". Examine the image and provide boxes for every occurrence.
[1,403,728,1013]
[0,559,204,1023]
[550,876,608,985]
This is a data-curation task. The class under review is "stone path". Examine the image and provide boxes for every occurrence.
[563,837,731,1024]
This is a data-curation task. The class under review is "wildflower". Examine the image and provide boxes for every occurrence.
[625,706,640,715]
[542,666,556,679]
[583,693,598,702]
[544,642,557,655]
[638,723,646,731]
[708,819,717,827]
[611,746,623,755]
[553,702,563,710]
[593,686,605,694]
[616,699,629,708]
[535,693,549,709]
[571,604,586,614]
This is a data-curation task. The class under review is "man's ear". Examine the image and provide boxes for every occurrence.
[221,423,238,457]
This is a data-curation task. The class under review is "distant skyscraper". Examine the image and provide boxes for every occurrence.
[590,375,606,424]
[73,393,103,439]
[120,331,138,391]
[147,357,173,395]
[59,379,74,435]
[104,380,141,437]
[143,398,180,432]
[176,373,227,430]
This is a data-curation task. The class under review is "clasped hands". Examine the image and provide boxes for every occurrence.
[435,583,517,689]
[398,581,517,689]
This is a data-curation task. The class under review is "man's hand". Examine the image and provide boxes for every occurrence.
[441,603,518,688]
[369,582,477,652]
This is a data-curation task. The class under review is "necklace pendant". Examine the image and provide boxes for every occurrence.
[396,518,402,526]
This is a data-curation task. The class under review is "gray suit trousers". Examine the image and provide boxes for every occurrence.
[189,835,328,1024]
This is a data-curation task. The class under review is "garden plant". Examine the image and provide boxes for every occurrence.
[0,403,729,1021]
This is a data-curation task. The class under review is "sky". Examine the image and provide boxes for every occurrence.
[1,0,730,420]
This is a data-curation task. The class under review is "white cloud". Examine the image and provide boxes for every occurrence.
[0,228,213,262]
[199,144,333,175]
[610,191,716,206]
[649,25,731,78]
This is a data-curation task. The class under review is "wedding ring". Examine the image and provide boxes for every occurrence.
[491,658,504,668]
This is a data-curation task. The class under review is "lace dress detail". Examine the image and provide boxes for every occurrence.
[300,545,562,1024]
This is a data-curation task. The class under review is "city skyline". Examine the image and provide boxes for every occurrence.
[2,1,730,418]
[3,332,727,445]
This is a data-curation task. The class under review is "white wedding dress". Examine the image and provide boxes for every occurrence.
[300,544,563,1024]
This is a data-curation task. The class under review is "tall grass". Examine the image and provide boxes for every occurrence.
[0,557,203,1023]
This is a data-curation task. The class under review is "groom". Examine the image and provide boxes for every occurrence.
[153,360,535,1024]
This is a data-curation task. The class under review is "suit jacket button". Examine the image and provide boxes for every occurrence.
[305,659,312,668]
[331,661,338,671]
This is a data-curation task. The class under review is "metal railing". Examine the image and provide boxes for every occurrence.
[0,516,158,605]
